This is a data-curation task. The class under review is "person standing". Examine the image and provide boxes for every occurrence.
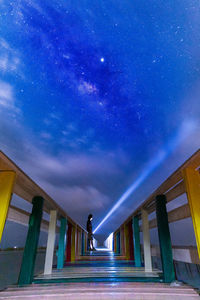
[87,214,94,251]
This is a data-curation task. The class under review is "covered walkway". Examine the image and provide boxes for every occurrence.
[34,249,162,283]
[0,150,200,298]
[0,249,199,299]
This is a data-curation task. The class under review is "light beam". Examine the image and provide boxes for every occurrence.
[93,120,196,233]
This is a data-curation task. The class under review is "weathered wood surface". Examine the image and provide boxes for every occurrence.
[7,205,59,233]
[0,282,198,299]
[140,203,191,231]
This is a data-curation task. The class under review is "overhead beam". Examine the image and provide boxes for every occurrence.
[165,180,185,202]
[146,180,185,214]
[140,203,191,231]
[7,205,60,233]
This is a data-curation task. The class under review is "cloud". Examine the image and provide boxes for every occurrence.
[37,178,112,226]
[16,146,125,189]
[0,81,20,114]
[0,38,22,75]
[0,81,13,108]
[50,185,110,212]
[0,120,127,226]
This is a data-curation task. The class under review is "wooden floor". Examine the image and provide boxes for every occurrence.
[0,249,199,299]
[34,249,162,283]
[35,266,161,281]
[0,282,199,299]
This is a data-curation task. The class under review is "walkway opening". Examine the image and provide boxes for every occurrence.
[104,232,114,251]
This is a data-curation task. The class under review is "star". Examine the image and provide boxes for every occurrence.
[100,57,105,63]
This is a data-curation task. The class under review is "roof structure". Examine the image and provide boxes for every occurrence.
[0,150,86,232]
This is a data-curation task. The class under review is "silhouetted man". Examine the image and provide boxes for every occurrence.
[87,214,94,251]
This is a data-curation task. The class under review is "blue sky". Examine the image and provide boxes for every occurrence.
[0,0,200,242]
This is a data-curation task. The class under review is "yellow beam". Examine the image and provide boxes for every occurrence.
[0,170,16,241]
[71,225,76,262]
[183,167,200,259]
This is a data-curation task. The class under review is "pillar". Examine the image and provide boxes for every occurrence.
[57,217,67,269]
[71,225,76,262]
[66,222,72,262]
[125,224,129,260]
[128,220,134,261]
[114,233,117,253]
[156,195,175,282]
[133,215,142,267]
[77,228,81,256]
[75,227,79,256]
[183,168,200,259]
[44,210,57,274]
[141,209,152,272]
[84,232,87,253]
[120,228,122,254]
[116,231,118,254]
[120,226,125,256]
[81,231,84,255]
[18,196,44,285]
[80,231,82,254]
[117,231,120,255]
[78,230,81,255]
[0,171,16,241]
[115,232,117,254]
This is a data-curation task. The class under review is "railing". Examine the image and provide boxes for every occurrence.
[113,149,200,283]
[0,150,88,286]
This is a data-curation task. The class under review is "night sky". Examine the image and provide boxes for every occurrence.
[0,0,200,245]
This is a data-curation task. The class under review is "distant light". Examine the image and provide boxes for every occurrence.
[104,232,113,251]
[100,57,105,63]
[95,248,109,251]
[14,246,17,249]
[93,120,196,233]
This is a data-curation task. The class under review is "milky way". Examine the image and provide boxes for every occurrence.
[0,0,200,242]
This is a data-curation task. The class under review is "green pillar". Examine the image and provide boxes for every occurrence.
[156,194,175,283]
[18,196,44,285]
[57,217,67,269]
[133,215,141,267]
